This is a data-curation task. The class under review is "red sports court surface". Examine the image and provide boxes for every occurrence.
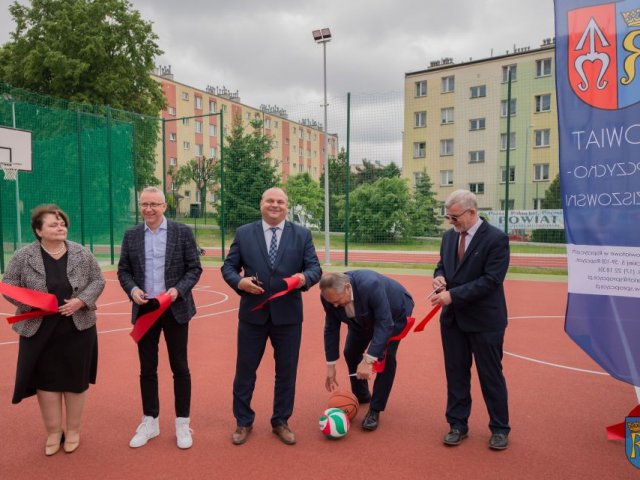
[0,269,636,479]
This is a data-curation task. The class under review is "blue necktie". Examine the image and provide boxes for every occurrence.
[268,227,279,266]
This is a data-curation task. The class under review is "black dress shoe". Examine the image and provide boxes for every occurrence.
[362,409,379,431]
[443,428,468,446]
[489,433,509,450]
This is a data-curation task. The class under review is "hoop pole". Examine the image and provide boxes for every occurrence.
[11,102,21,247]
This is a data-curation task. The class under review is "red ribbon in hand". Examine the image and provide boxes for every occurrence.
[372,316,416,373]
[606,404,640,440]
[0,282,58,324]
[130,292,172,343]
[250,275,302,311]
[413,305,442,332]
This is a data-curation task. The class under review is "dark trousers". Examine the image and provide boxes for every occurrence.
[137,310,191,418]
[233,319,302,427]
[344,325,402,412]
[440,321,510,434]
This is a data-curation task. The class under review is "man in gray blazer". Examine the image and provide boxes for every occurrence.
[118,187,202,449]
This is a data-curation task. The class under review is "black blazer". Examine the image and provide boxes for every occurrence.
[434,221,509,332]
[221,220,322,326]
[117,219,203,324]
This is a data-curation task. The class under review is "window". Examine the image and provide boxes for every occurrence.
[414,111,426,128]
[441,76,455,93]
[469,182,485,194]
[265,118,271,129]
[194,96,202,109]
[501,99,517,117]
[502,64,517,82]
[536,58,552,77]
[415,80,427,97]
[169,132,176,142]
[168,106,176,116]
[195,144,203,156]
[246,112,251,120]
[534,198,545,209]
[500,166,516,183]
[535,129,550,147]
[441,107,454,124]
[195,121,202,133]
[184,190,190,198]
[534,163,550,181]
[183,141,191,150]
[299,164,304,173]
[469,118,486,130]
[469,150,485,163]
[196,191,200,202]
[413,142,426,158]
[181,91,189,101]
[209,101,217,113]
[413,172,424,187]
[169,157,177,166]
[500,199,515,210]
[209,124,217,136]
[535,94,551,112]
[209,147,217,158]
[440,170,454,186]
[470,85,486,98]
[500,132,517,150]
[182,118,190,126]
[440,139,454,156]
[221,105,227,113]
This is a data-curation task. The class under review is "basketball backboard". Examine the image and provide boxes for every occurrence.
[0,126,32,172]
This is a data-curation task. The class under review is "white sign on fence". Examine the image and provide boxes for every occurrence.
[484,209,564,230]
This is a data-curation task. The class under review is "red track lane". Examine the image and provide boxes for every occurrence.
[0,269,634,479]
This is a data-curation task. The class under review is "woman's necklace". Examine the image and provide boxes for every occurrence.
[41,242,66,256]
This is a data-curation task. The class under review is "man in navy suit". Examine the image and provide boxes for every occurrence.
[430,189,510,450]
[118,187,202,449]
[222,187,321,446]
[319,270,414,431]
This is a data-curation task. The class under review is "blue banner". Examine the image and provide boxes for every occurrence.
[555,0,640,386]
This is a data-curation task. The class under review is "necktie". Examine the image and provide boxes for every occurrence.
[268,227,279,266]
[457,231,468,263]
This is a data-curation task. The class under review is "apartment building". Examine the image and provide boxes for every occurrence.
[152,68,338,209]
[403,39,558,211]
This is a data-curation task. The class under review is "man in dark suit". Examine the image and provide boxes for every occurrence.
[320,270,414,431]
[430,189,510,450]
[118,187,202,449]
[221,187,321,446]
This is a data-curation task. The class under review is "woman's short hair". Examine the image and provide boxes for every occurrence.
[31,204,69,240]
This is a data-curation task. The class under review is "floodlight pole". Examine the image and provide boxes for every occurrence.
[313,28,332,265]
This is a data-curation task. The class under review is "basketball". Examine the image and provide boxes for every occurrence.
[319,408,350,439]
[327,390,359,420]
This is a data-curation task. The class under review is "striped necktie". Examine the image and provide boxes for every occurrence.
[268,227,279,266]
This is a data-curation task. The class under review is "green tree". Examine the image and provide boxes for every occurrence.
[348,177,413,243]
[0,0,166,188]
[218,116,279,231]
[178,157,216,218]
[285,173,323,228]
[531,174,565,243]
[409,169,441,236]
[166,165,190,217]
[353,159,401,187]
[318,148,352,232]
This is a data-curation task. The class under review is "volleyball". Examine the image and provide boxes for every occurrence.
[319,408,350,439]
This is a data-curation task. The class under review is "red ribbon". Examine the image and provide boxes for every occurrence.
[0,282,58,324]
[250,275,302,311]
[606,404,640,440]
[130,292,172,343]
[413,304,442,332]
[372,316,416,373]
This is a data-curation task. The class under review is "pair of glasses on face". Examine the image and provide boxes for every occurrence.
[443,208,470,222]
[139,202,165,209]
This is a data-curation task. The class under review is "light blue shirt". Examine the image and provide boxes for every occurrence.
[143,216,168,297]
[262,219,285,252]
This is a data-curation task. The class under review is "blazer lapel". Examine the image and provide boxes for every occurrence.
[26,242,46,277]
[135,224,146,275]
[254,221,271,267]
[165,220,176,270]
[272,221,292,268]
[455,222,487,270]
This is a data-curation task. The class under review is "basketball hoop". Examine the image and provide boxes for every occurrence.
[1,164,17,181]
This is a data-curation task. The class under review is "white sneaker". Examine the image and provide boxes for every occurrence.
[129,416,159,448]
[175,417,193,449]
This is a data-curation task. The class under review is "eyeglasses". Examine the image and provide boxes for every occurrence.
[139,202,165,209]
[444,209,470,222]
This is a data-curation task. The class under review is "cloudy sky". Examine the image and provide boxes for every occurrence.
[0,0,556,164]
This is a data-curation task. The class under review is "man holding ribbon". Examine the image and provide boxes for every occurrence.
[319,270,414,432]
[117,187,202,449]
[222,187,321,446]
[430,189,511,450]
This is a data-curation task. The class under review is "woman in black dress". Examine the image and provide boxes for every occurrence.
[3,205,105,455]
